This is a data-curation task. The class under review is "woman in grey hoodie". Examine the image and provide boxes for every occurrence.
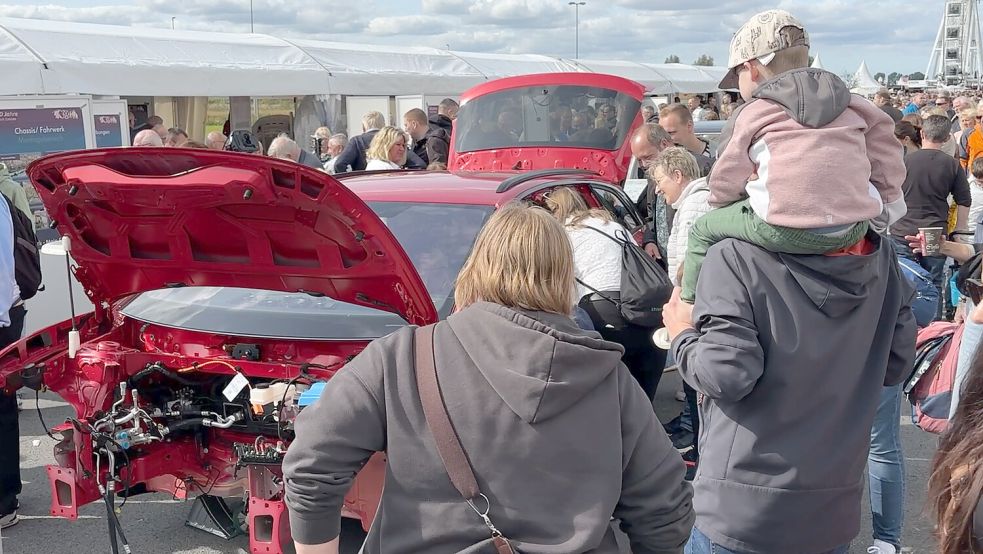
[283,203,694,554]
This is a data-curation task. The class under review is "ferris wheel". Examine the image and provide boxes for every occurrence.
[927,0,983,86]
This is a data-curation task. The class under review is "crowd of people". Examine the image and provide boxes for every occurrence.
[7,7,983,554]
[126,97,460,176]
[277,8,983,554]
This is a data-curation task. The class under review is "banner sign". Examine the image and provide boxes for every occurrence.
[0,107,87,162]
[94,114,123,147]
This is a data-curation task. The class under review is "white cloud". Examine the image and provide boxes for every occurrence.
[366,15,453,36]
[0,0,944,75]
[421,0,470,15]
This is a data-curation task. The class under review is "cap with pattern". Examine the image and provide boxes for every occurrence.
[719,9,809,89]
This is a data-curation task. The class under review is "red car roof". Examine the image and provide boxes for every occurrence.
[459,72,646,105]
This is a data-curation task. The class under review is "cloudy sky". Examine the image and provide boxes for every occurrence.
[0,0,944,76]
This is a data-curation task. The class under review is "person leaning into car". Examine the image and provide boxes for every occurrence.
[0,196,28,530]
[283,203,694,553]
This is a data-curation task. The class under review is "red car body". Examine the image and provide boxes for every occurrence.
[0,149,644,553]
[447,73,647,184]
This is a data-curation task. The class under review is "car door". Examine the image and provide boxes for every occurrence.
[584,182,644,234]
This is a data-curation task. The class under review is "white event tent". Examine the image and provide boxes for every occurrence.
[0,17,725,97]
[852,60,882,95]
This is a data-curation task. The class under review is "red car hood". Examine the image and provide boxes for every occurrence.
[27,148,439,326]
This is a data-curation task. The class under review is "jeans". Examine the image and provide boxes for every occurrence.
[868,384,905,548]
[684,527,849,554]
[0,304,27,516]
[890,236,947,319]
[951,300,983,418]
[667,350,700,456]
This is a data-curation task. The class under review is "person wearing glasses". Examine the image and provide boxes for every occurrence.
[936,92,955,121]
[365,126,410,171]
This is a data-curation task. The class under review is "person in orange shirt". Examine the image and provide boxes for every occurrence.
[958,103,983,169]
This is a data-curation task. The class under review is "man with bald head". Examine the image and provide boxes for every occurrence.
[206,131,227,150]
[132,129,163,147]
[631,124,675,259]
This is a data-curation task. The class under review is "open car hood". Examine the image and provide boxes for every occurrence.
[27,148,439,326]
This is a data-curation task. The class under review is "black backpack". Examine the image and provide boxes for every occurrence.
[2,195,41,300]
[577,226,673,328]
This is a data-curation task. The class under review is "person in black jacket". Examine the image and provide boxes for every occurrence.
[404,109,450,166]
[333,111,425,172]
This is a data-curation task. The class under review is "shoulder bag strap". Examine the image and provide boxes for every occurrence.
[414,325,516,554]
[576,226,628,307]
[414,324,480,499]
[581,224,628,246]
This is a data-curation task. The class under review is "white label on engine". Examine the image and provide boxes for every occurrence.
[223,372,249,402]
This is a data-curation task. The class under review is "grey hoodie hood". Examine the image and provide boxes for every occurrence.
[753,68,852,129]
[446,301,625,424]
[777,233,889,317]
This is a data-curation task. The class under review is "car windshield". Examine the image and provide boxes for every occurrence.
[120,202,494,340]
[454,84,641,153]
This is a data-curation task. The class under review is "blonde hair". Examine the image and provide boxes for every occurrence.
[366,126,408,165]
[454,203,575,314]
[652,146,702,181]
[362,111,386,131]
[544,186,612,227]
[960,108,978,120]
[661,103,692,125]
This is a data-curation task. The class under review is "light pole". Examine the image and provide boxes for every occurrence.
[250,0,254,33]
[569,1,585,59]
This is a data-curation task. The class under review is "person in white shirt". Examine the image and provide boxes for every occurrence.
[323,134,349,174]
[688,96,706,122]
[649,147,712,285]
[970,157,983,240]
[365,126,408,171]
[545,187,665,400]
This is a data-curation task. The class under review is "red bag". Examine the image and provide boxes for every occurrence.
[905,321,964,434]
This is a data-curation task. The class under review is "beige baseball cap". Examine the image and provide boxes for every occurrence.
[719,9,810,89]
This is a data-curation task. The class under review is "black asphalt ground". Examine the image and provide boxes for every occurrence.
[0,370,936,554]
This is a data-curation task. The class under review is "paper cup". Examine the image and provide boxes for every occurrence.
[918,227,945,256]
[652,328,671,350]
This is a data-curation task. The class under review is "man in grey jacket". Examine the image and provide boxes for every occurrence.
[663,230,915,554]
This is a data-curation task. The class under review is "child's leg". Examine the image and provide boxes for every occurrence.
[682,200,870,303]
[749,219,870,255]
[680,199,757,303]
